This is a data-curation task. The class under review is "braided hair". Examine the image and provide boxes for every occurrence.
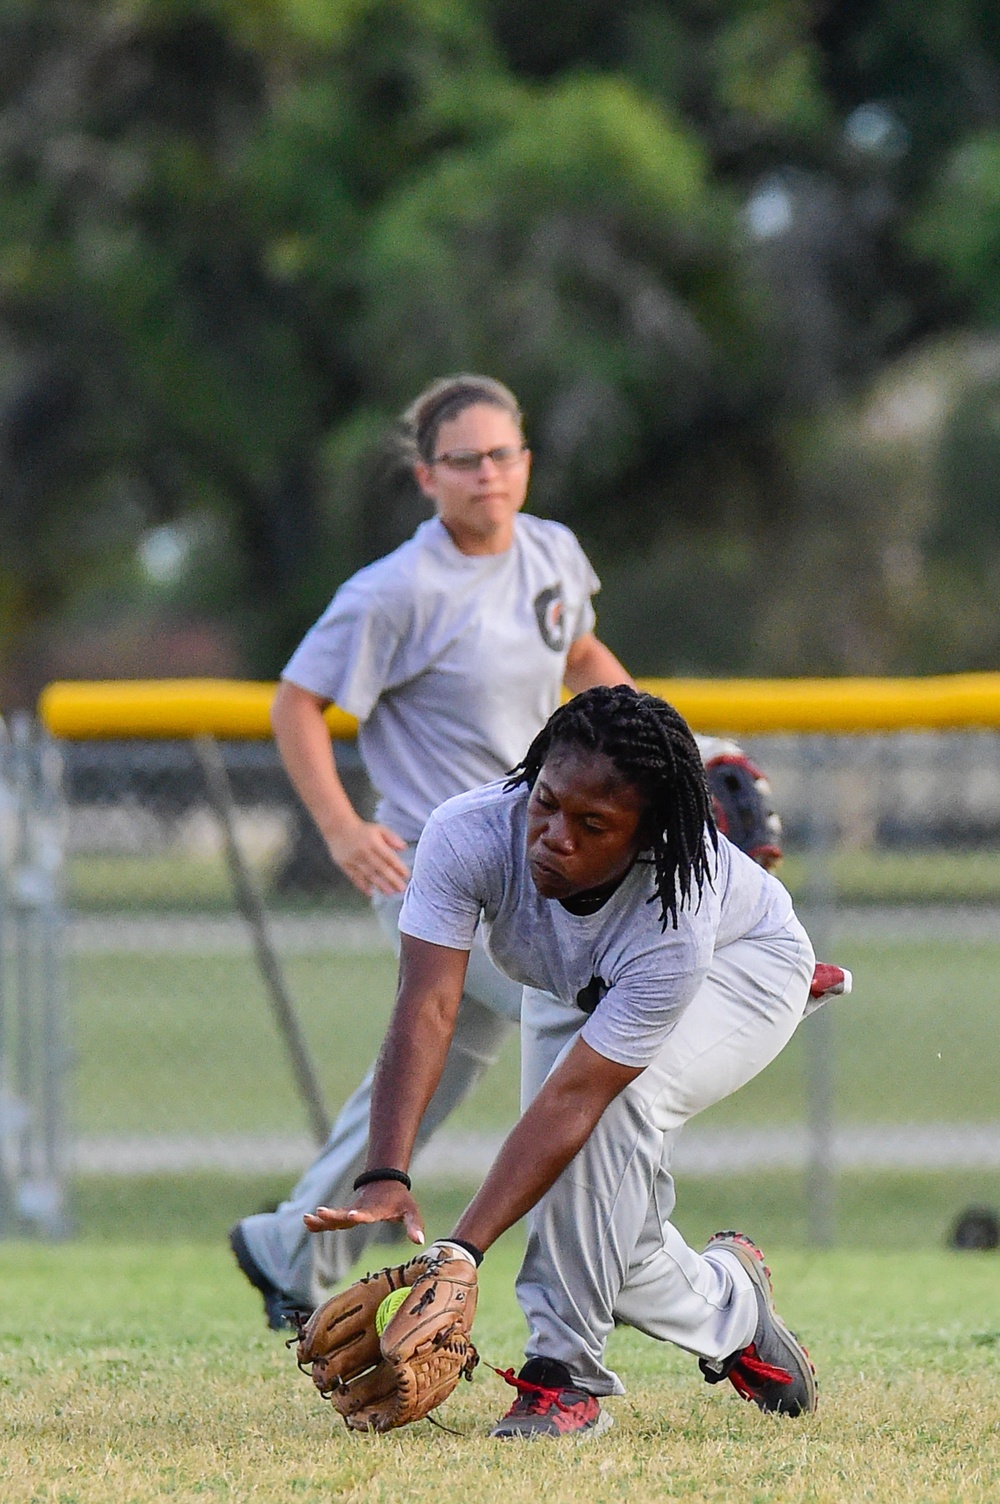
[507,685,718,931]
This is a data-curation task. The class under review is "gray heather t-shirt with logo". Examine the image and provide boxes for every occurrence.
[282,515,599,842]
[398,781,796,1069]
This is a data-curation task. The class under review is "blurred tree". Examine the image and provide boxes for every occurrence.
[3,0,1000,697]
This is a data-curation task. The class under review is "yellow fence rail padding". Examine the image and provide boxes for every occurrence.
[38,679,358,741]
[640,674,1000,734]
[37,672,1000,740]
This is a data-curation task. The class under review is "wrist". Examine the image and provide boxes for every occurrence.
[320,809,364,846]
[437,1237,484,1267]
[353,1167,412,1192]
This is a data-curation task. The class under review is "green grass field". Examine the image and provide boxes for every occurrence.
[1,1232,998,1503]
[71,936,1000,1137]
[66,847,1000,912]
[6,911,1000,1498]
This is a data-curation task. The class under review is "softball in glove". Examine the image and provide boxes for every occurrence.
[296,1241,479,1432]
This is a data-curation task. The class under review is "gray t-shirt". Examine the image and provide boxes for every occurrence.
[282,515,599,842]
[398,780,796,1068]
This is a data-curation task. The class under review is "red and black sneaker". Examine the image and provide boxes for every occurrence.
[490,1357,613,1440]
[699,1231,817,1416]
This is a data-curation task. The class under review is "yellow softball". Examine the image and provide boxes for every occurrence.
[375,1286,410,1336]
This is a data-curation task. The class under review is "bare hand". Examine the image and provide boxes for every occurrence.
[303,1182,425,1246]
[327,821,409,898]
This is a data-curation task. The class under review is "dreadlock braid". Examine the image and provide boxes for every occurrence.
[507,685,718,930]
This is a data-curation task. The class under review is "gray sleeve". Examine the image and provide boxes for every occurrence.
[579,944,708,1069]
[281,577,410,722]
[398,815,485,952]
[567,533,600,643]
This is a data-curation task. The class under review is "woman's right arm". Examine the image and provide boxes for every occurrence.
[271,678,409,897]
[304,934,471,1244]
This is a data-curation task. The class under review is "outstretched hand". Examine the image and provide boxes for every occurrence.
[303,1182,425,1246]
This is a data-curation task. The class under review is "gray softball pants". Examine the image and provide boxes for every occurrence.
[237,885,521,1308]
[515,915,815,1395]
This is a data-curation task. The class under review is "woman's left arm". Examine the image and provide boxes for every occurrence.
[450,1037,642,1254]
[564,633,635,692]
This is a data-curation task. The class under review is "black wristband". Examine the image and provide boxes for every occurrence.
[352,1167,412,1192]
[447,1237,484,1267]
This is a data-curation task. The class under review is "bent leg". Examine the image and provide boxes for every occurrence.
[516,923,813,1394]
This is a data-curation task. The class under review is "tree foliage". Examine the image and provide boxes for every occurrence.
[2,0,1000,696]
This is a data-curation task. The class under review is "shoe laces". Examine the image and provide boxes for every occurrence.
[492,1365,573,1415]
[726,1343,795,1401]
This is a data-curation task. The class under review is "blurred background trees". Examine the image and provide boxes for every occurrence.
[2,0,1000,701]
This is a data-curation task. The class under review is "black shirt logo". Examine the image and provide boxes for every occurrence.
[576,976,608,1015]
[534,585,567,652]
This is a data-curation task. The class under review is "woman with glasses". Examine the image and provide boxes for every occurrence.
[229,374,633,1324]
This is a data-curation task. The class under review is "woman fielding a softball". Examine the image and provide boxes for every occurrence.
[305,685,819,1439]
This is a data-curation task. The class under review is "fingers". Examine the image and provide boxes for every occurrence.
[359,829,410,896]
[404,1217,425,1246]
[330,824,410,898]
[302,1206,375,1232]
[304,1184,423,1238]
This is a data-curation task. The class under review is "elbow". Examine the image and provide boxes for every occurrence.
[270,680,293,740]
[271,680,326,742]
[552,1079,610,1150]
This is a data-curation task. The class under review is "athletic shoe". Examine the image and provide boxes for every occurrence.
[699,1231,817,1416]
[809,963,852,999]
[490,1357,613,1440]
[228,1222,312,1333]
[804,963,853,1016]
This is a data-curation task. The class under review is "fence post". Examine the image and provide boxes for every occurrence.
[192,734,330,1148]
[800,735,837,1246]
[0,719,15,1234]
[0,715,69,1238]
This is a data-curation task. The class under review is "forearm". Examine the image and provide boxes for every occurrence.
[271,681,361,842]
[366,999,454,1173]
[564,634,635,694]
[451,1040,641,1253]
[452,1097,595,1252]
[365,939,471,1173]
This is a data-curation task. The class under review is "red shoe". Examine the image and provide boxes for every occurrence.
[805,963,853,1016]
[490,1357,613,1439]
[700,1232,817,1416]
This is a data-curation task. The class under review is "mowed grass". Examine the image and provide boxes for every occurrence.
[67,1168,1000,1252]
[71,937,1000,1135]
[68,846,1000,912]
[1,1233,999,1503]
[18,920,1000,1498]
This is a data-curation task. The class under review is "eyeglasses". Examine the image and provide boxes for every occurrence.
[430,445,527,472]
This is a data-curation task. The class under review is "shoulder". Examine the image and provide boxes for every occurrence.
[516,514,582,553]
[412,781,525,900]
[326,529,435,623]
[516,515,595,579]
[425,779,526,842]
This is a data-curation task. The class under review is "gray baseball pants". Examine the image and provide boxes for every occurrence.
[236,884,521,1308]
[515,915,815,1395]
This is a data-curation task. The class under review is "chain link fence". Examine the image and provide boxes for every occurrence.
[8,722,1000,1244]
[0,715,69,1236]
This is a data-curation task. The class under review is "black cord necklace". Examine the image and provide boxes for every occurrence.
[560,873,629,915]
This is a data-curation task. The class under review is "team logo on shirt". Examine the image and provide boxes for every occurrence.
[534,585,566,652]
[576,976,608,1015]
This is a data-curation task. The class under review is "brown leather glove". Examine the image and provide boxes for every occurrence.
[296,1242,479,1432]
